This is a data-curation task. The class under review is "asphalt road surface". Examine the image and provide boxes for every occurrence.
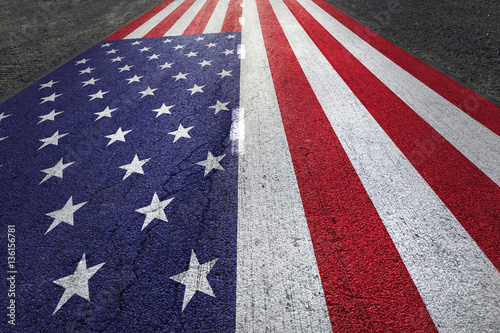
[324,0,499,105]
[0,0,499,331]
[0,0,498,105]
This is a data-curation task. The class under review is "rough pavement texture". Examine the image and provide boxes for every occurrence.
[325,0,500,105]
[0,0,498,104]
[0,0,163,103]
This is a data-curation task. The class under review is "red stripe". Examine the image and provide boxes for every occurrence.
[221,0,242,32]
[312,0,500,136]
[144,0,197,38]
[255,0,437,331]
[104,0,175,40]
[284,0,500,270]
[183,0,219,35]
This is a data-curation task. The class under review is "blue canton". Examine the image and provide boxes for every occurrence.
[0,32,241,332]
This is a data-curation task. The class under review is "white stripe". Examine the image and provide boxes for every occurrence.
[124,0,184,39]
[230,107,244,155]
[236,0,333,332]
[269,0,500,331]
[298,0,500,187]
[204,0,230,33]
[165,0,207,36]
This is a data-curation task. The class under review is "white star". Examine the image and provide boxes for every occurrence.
[205,43,217,48]
[226,34,236,39]
[159,61,174,70]
[105,127,131,146]
[106,49,119,55]
[119,154,150,180]
[173,44,185,50]
[138,86,158,98]
[139,47,151,52]
[222,49,234,55]
[39,130,68,150]
[195,36,205,41]
[0,112,12,122]
[217,69,232,78]
[79,67,95,75]
[75,58,90,65]
[126,75,144,84]
[163,38,172,43]
[88,90,108,101]
[172,72,188,81]
[45,196,87,234]
[135,192,174,230]
[187,84,205,95]
[0,136,8,142]
[110,56,124,62]
[170,250,218,311]
[82,77,100,87]
[198,60,212,67]
[152,103,174,117]
[169,124,193,143]
[118,65,133,72]
[40,158,74,184]
[209,100,230,114]
[53,253,105,314]
[94,106,118,121]
[101,42,112,47]
[148,54,160,60]
[185,51,198,58]
[38,110,63,124]
[196,151,225,176]
[131,41,142,45]
[40,92,63,104]
[39,80,59,89]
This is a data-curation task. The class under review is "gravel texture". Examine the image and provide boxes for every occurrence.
[325,0,500,105]
[0,0,163,103]
[0,0,498,105]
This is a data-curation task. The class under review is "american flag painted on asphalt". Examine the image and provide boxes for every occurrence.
[1,0,499,332]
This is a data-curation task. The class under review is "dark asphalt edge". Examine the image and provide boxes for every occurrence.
[0,0,164,104]
[325,0,499,106]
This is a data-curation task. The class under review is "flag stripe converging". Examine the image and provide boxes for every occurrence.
[298,0,500,188]
[104,0,175,40]
[204,0,231,33]
[1,0,500,332]
[166,0,210,36]
[121,0,184,39]
[282,0,500,274]
[309,0,500,137]
[145,0,198,37]
[236,0,333,330]
[264,0,500,331]
[221,0,244,32]
[183,0,219,35]
[254,0,438,331]
[106,0,243,39]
